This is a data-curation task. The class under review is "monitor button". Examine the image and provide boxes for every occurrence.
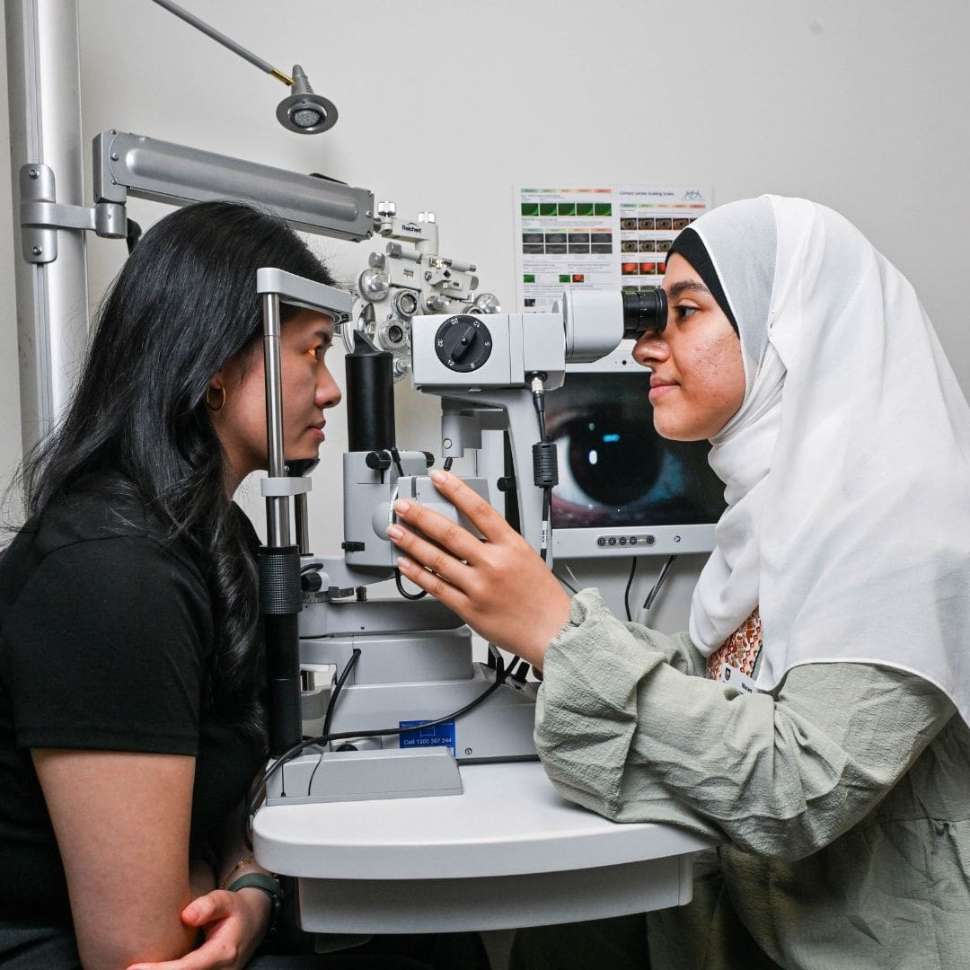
[597,537,606,547]
[607,537,617,546]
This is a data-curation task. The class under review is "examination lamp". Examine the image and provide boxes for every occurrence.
[151,0,338,134]
[622,288,668,338]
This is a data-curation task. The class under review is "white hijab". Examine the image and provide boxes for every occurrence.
[687,195,970,725]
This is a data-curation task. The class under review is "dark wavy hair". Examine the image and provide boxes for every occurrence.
[18,201,336,736]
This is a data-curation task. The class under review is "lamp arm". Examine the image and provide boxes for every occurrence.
[151,0,292,85]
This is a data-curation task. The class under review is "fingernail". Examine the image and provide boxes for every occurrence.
[395,500,411,514]
[387,525,403,540]
[431,470,447,483]
[397,556,413,570]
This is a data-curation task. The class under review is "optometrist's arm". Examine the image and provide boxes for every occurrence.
[534,589,955,862]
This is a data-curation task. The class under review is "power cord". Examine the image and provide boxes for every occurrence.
[395,567,427,600]
[554,571,578,594]
[624,557,638,621]
[306,648,362,795]
[529,374,557,563]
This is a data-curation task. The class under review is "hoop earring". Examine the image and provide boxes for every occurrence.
[205,385,226,412]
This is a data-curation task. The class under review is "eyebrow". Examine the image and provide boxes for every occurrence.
[668,280,711,299]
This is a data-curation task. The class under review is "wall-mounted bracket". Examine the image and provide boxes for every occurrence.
[19,163,127,264]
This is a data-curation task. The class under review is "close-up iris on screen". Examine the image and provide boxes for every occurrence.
[545,374,726,529]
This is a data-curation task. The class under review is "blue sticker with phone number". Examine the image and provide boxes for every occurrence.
[398,720,456,755]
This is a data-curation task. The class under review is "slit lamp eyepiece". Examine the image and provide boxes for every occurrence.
[622,288,669,338]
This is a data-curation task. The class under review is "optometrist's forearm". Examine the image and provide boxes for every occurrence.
[535,590,954,862]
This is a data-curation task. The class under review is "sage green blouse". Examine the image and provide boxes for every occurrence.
[534,589,970,969]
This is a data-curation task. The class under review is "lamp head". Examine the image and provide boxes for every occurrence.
[276,64,338,134]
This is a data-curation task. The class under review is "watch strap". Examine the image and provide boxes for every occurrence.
[226,872,283,934]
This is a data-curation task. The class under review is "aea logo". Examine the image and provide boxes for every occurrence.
[683,190,705,202]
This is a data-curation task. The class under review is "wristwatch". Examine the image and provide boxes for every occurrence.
[226,872,284,935]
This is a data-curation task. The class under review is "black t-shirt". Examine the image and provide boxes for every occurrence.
[0,479,266,924]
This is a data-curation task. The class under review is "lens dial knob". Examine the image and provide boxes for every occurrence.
[434,315,493,373]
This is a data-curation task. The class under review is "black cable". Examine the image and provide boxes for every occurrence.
[539,487,551,563]
[395,567,427,600]
[305,649,362,796]
[389,447,405,478]
[322,650,361,744]
[306,649,362,796]
[325,651,511,745]
[554,571,578,594]
[246,653,513,839]
[530,375,554,564]
[624,556,638,621]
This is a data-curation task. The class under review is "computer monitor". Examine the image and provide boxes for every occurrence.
[546,344,726,558]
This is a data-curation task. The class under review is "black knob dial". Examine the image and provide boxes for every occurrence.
[434,315,493,373]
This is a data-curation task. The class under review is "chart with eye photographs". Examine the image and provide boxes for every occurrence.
[513,185,711,313]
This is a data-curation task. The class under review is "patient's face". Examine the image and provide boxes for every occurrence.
[632,254,745,441]
[210,309,342,488]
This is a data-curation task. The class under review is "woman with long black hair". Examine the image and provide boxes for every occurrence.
[0,202,481,970]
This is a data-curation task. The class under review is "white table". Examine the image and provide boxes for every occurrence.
[254,761,713,933]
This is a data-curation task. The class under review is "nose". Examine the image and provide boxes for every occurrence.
[632,331,669,370]
[316,367,342,410]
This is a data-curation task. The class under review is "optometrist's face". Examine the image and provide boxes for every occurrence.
[632,253,745,441]
[210,309,342,490]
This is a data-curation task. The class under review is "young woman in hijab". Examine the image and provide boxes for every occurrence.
[0,201,486,970]
[385,195,970,968]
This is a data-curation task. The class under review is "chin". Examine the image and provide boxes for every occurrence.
[653,413,707,442]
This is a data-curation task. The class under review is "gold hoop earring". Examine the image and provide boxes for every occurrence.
[205,385,226,412]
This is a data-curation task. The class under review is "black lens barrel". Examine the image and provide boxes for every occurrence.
[346,333,396,452]
[622,288,668,339]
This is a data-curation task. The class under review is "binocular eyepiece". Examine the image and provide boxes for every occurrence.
[622,288,669,339]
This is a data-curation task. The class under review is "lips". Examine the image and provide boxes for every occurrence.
[648,377,678,402]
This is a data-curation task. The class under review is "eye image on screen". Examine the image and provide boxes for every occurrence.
[545,374,726,529]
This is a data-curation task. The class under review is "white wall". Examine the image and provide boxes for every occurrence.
[3,0,969,625]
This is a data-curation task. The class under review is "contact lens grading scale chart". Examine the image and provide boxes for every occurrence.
[513,185,711,313]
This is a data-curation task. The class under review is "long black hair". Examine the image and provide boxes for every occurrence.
[19,201,337,736]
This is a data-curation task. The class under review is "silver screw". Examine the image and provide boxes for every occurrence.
[464,747,473,756]
[110,152,119,161]
[31,246,42,256]
[28,168,39,179]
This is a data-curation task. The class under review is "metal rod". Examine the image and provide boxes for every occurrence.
[5,0,91,454]
[295,494,311,555]
[150,0,291,84]
[262,293,290,547]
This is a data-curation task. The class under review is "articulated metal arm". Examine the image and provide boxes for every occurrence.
[94,130,375,241]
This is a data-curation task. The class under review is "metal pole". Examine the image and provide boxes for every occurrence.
[5,0,90,455]
[261,293,290,547]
